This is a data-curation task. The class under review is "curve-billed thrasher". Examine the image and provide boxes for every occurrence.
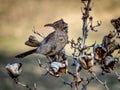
[15,19,68,59]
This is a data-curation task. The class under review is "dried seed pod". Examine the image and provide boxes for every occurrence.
[79,53,94,69]
[6,63,22,79]
[101,29,117,48]
[25,35,40,47]
[102,35,112,48]
[102,56,119,73]
[49,59,68,77]
[49,70,60,77]
[93,44,107,62]
[29,35,38,41]
[107,40,120,54]
[104,56,118,66]
[101,66,112,73]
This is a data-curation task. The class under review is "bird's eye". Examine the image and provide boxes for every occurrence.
[59,37,64,42]
[60,39,63,41]
[63,26,67,30]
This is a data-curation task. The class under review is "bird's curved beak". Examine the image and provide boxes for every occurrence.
[44,24,54,27]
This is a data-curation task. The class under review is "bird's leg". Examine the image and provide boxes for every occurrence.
[46,56,53,63]
[55,54,60,62]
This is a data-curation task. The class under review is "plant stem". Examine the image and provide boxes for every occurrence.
[81,0,91,50]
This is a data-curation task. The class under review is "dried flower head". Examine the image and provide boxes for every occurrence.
[78,53,94,69]
[49,60,68,77]
[104,56,118,66]
[107,40,120,54]
[93,44,107,62]
[102,56,119,73]
[25,35,39,47]
[6,63,22,79]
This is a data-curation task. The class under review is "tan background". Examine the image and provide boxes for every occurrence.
[0,0,120,90]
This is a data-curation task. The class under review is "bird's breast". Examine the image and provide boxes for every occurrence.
[55,30,68,50]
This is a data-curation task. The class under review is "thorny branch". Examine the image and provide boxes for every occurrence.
[67,69,110,90]
[81,0,101,50]
[91,72,110,90]
[17,81,37,90]
[37,59,50,76]
[89,20,102,32]
[81,0,92,49]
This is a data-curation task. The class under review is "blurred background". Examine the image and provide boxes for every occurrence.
[0,0,120,90]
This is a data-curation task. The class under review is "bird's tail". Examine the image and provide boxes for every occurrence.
[15,49,36,58]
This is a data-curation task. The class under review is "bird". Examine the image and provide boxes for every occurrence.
[15,19,68,60]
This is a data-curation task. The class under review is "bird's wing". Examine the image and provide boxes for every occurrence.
[42,31,56,45]
[36,31,56,54]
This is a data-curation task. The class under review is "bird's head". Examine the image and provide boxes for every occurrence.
[44,19,68,33]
